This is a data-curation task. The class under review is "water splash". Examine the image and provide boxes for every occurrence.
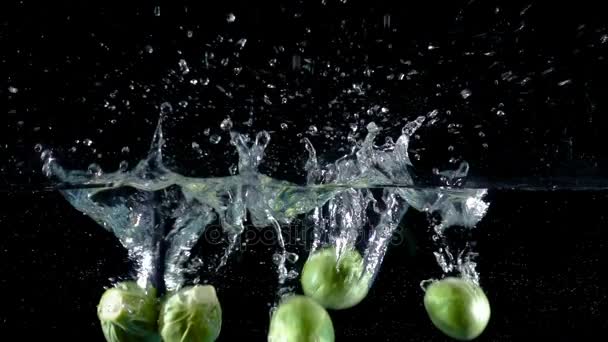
[41,113,490,294]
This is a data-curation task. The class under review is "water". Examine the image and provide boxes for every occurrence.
[39,114,490,298]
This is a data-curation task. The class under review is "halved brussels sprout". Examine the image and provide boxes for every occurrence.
[424,277,491,341]
[268,295,335,342]
[97,281,160,342]
[159,284,222,342]
[300,246,371,310]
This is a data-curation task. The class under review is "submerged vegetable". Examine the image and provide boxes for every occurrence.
[268,295,335,342]
[97,281,160,342]
[159,284,222,342]
[423,277,491,341]
[300,246,371,310]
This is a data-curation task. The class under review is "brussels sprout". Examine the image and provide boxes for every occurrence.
[424,277,491,341]
[97,281,160,342]
[268,295,335,342]
[300,246,371,310]
[159,284,222,342]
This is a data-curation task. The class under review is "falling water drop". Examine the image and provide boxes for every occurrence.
[460,89,472,99]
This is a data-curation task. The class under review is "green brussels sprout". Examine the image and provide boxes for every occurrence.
[159,284,222,342]
[268,295,335,342]
[424,277,491,341]
[97,281,160,342]
[300,246,371,310]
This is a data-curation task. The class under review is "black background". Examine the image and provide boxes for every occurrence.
[2,0,608,340]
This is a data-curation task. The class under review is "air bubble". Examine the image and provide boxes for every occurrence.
[210,135,222,144]
[220,117,233,131]
[119,161,129,171]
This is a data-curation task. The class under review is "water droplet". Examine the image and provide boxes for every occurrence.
[601,34,608,44]
[460,89,472,99]
[144,45,154,54]
[236,38,247,49]
[420,279,436,292]
[121,146,130,154]
[210,135,221,144]
[34,144,43,152]
[432,167,440,175]
[286,252,299,263]
[496,110,505,116]
[447,145,454,151]
[192,141,200,149]
[226,13,236,22]
[229,164,238,175]
[220,117,233,131]
[178,59,190,74]
[87,163,102,176]
[478,131,486,138]
[178,100,188,108]
[203,128,211,136]
[186,30,193,38]
[287,270,299,279]
[307,125,318,135]
[558,79,572,86]
[190,78,198,85]
[154,6,160,16]
[202,78,210,86]
[83,139,93,146]
[8,86,19,94]
[280,123,289,130]
[119,161,129,171]
[160,102,173,115]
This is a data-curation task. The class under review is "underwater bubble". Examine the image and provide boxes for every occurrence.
[210,135,222,144]
[220,117,233,131]
[119,161,129,172]
[87,163,103,176]
[178,59,190,75]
